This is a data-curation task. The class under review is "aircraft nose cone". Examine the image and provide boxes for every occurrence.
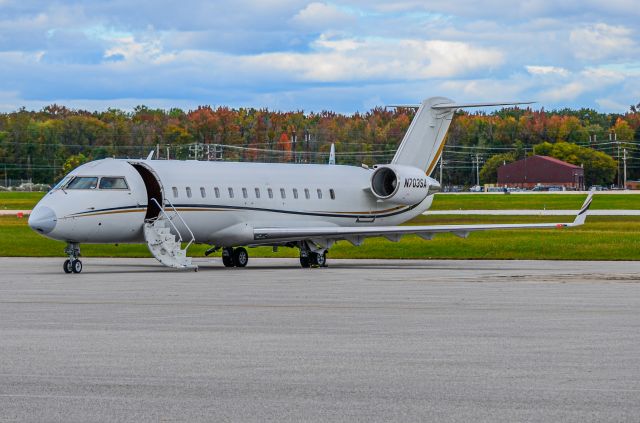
[28,206,57,234]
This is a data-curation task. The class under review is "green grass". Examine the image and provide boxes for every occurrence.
[430,193,640,210]
[0,192,46,210]
[3,191,640,211]
[3,214,640,260]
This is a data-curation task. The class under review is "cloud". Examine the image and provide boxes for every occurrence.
[290,2,355,30]
[570,23,635,61]
[245,36,504,82]
[525,65,569,76]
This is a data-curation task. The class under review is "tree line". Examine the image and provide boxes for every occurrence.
[0,103,638,187]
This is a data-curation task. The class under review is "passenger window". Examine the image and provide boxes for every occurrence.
[172,187,178,198]
[330,189,335,200]
[317,189,322,199]
[280,188,286,199]
[186,187,192,198]
[242,188,248,199]
[268,188,273,199]
[214,187,220,198]
[200,187,206,198]
[255,188,260,199]
[228,187,234,198]
[304,188,310,199]
[66,176,98,190]
[293,188,298,199]
[99,177,128,190]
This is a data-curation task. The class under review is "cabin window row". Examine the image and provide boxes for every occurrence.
[171,186,336,200]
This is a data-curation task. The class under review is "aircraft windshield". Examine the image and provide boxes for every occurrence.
[52,176,72,190]
[66,176,98,189]
[99,177,128,189]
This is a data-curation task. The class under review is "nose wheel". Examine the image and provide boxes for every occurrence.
[63,242,83,274]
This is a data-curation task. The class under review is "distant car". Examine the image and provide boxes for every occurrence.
[589,185,604,191]
[469,185,482,192]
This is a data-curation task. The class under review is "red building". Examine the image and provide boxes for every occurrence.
[497,155,584,190]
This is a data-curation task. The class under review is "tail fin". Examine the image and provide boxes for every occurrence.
[391,97,456,175]
[391,98,535,175]
[328,143,335,165]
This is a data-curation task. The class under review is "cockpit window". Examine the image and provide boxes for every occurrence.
[52,176,72,191]
[99,177,129,190]
[66,176,98,190]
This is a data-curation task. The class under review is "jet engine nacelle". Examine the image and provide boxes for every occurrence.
[369,164,433,205]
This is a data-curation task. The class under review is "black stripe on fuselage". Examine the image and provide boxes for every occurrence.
[67,202,421,219]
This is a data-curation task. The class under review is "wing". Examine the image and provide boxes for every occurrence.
[254,193,593,244]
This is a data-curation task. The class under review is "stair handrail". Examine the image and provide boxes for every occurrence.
[150,197,184,243]
[156,196,196,251]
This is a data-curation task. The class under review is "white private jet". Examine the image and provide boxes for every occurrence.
[29,97,593,273]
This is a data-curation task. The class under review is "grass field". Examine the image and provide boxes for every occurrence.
[429,193,640,210]
[3,214,639,260]
[3,191,640,211]
[0,192,45,210]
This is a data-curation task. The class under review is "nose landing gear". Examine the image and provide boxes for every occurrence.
[63,242,82,274]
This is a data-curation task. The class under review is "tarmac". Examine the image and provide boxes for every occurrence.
[1,257,639,422]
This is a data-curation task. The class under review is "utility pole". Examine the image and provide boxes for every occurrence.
[471,153,482,186]
[623,148,627,189]
[304,129,310,163]
[291,130,297,163]
[612,130,620,188]
[476,153,480,186]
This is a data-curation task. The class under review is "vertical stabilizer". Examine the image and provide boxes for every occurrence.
[391,97,456,175]
[329,143,335,165]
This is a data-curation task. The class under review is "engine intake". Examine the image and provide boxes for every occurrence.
[370,165,436,205]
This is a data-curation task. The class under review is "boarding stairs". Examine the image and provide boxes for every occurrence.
[143,198,197,270]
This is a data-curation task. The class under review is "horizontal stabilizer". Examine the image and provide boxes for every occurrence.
[431,101,535,110]
[387,104,421,109]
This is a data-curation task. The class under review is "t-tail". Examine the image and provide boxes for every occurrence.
[390,98,535,176]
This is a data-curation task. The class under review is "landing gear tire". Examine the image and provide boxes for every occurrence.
[63,259,73,274]
[311,251,327,267]
[300,255,311,268]
[222,248,235,267]
[233,247,249,268]
[71,259,83,274]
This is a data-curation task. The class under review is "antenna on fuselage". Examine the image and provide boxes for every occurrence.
[146,150,154,160]
[328,143,335,165]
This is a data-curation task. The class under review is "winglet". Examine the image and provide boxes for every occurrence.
[146,150,154,160]
[571,192,594,226]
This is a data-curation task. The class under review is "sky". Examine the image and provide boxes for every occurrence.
[0,0,639,113]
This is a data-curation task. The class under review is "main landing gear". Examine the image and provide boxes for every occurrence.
[299,250,327,268]
[63,242,82,274]
[222,247,249,268]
